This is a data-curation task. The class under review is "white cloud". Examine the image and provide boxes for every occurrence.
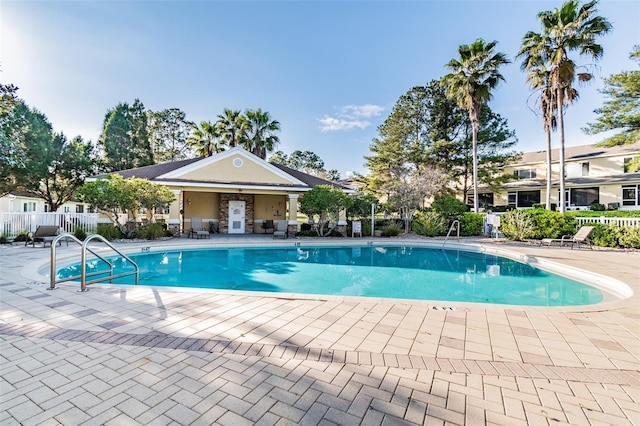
[318,103,385,132]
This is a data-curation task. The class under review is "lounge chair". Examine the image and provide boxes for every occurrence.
[540,226,595,250]
[27,225,67,248]
[189,217,210,239]
[273,220,288,239]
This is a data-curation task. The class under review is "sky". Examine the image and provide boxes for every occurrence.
[2,0,639,178]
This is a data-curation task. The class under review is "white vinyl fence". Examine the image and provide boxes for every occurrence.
[576,216,640,228]
[1,212,99,239]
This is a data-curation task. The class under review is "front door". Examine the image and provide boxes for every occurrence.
[228,200,246,234]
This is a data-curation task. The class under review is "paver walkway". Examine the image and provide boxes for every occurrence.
[1,236,639,425]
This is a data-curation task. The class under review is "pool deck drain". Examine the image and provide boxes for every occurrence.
[1,236,639,425]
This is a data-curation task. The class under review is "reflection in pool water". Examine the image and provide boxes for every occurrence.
[57,245,604,306]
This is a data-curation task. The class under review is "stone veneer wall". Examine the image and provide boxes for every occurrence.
[219,194,255,234]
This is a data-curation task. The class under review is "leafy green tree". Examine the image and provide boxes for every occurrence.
[288,150,325,175]
[519,0,612,212]
[0,83,25,195]
[325,169,341,181]
[187,121,224,157]
[267,150,289,165]
[347,191,378,219]
[78,174,175,230]
[19,134,98,211]
[216,108,247,148]
[243,108,281,159]
[148,108,193,162]
[584,45,640,148]
[99,100,154,172]
[442,38,510,213]
[299,185,351,237]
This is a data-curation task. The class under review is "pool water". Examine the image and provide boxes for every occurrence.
[57,245,604,306]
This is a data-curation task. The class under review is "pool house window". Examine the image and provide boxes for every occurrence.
[506,191,540,208]
[622,185,640,207]
[570,187,599,207]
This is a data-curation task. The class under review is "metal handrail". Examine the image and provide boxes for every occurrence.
[50,233,114,290]
[49,233,139,291]
[441,220,460,249]
[81,234,139,291]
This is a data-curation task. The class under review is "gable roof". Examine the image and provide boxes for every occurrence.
[89,147,350,191]
[517,142,640,165]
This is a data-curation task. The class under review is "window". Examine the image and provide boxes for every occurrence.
[44,204,51,212]
[581,162,590,177]
[63,206,70,213]
[516,190,540,208]
[570,187,599,206]
[622,185,639,207]
[76,204,84,213]
[507,192,516,206]
[478,193,494,208]
[23,202,36,212]
[513,169,537,179]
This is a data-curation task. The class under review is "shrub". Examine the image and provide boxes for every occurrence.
[527,209,577,239]
[97,223,122,241]
[13,231,30,242]
[412,211,447,237]
[499,210,535,241]
[590,202,606,211]
[590,223,640,249]
[430,195,468,222]
[380,224,402,237]
[0,234,8,244]
[461,212,483,236]
[135,223,169,240]
[73,226,87,241]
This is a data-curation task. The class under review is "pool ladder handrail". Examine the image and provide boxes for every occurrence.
[50,233,139,291]
[441,220,460,249]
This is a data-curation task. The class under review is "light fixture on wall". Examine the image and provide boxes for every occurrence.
[187,198,192,205]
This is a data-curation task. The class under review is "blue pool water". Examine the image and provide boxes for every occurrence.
[57,245,604,306]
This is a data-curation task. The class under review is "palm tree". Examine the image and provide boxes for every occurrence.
[187,121,224,157]
[520,0,611,212]
[216,108,247,148]
[442,38,510,213]
[244,109,281,159]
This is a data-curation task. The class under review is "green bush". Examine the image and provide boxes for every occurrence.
[412,211,447,236]
[0,234,9,244]
[461,212,483,236]
[589,202,606,211]
[380,224,402,237]
[73,226,87,241]
[13,231,30,242]
[135,223,169,240]
[590,223,640,248]
[430,195,468,222]
[97,223,122,241]
[526,209,577,239]
[500,210,535,241]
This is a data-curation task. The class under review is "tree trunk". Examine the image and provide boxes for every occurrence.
[472,122,479,214]
[556,90,566,213]
[545,128,552,210]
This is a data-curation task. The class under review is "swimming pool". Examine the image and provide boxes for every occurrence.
[56,245,607,306]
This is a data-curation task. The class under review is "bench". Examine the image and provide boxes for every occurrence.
[27,226,68,248]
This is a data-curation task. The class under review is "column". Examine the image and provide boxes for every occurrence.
[337,207,347,235]
[287,194,299,234]
[168,189,182,237]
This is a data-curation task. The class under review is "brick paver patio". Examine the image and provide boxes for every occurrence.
[1,236,638,425]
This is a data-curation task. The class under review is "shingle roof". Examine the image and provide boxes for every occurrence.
[518,142,640,164]
[89,155,351,190]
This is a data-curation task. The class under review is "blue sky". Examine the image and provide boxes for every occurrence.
[2,1,639,177]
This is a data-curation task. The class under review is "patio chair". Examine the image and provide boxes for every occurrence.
[273,220,288,239]
[27,225,68,248]
[539,226,595,250]
[261,219,274,234]
[189,217,210,239]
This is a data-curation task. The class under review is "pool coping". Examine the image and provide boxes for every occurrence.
[23,237,637,313]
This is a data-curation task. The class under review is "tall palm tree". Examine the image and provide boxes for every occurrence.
[187,121,223,157]
[442,38,510,213]
[244,108,281,159]
[520,0,611,212]
[216,108,247,148]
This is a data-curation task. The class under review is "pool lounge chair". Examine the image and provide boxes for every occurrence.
[273,220,288,239]
[540,226,595,250]
[189,217,210,239]
[27,225,68,248]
